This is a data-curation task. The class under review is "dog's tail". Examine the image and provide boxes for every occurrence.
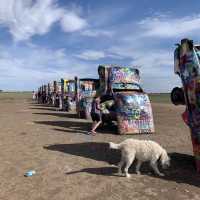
[109,142,121,149]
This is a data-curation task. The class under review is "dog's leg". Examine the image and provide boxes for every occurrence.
[117,160,124,175]
[150,161,164,177]
[124,154,135,178]
[135,160,142,175]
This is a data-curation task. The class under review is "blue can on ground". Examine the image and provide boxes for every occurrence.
[24,170,36,177]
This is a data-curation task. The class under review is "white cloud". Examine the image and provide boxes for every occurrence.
[0,0,87,41]
[108,45,173,73]
[132,50,173,70]
[81,29,114,37]
[0,3,185,92]
[76,49,124,61]
[0,44,98,90]
[76,50,105,61]
[60,12,87,32]
[139,14,200,38]
[106,34,180,92]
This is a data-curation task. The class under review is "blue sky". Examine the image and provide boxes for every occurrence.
[0,0,200,92]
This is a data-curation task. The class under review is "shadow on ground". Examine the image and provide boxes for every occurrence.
[34,118,118,135]
[33,112,78,119]
[44,142,120,164]
[65,167,120,177]
[162,153,200,187]
[30,107,57,111]
[35,120,91,134]
[30,103,54,107]
[44,142,200,187]
[30,103,59,111]
[31,104,119,134]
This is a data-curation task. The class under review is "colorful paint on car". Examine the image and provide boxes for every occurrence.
[53,80,62,108]
[61,79,76,111]
[75,77,99,119]
[115,92,154,134]
[98,65,154,134]
[172,38,200,172]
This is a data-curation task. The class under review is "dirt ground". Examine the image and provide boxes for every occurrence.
[0,94,199,200]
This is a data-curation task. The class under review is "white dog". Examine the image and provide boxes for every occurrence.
[109,139,170,178]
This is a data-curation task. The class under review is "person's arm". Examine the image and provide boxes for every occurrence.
[95,99,102,111]
[96,102,101,110]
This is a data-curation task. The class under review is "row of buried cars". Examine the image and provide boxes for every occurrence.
[36,38,200,172]
[37,65,155,135]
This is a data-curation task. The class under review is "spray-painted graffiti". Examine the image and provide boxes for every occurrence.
[79,81,97,98]
[118,118,153,134]
[178,54,200,127]
[110,67,140,84]
[68,82,75,92]
[78,98,93,118]
[63,82,75,93]
[112,83,140,90]
[60,79,76,111]
[173,38,200,172]
[97,65,154,134]
[76,79,99,119]
[80,90,96,98]
[115,92,154,134]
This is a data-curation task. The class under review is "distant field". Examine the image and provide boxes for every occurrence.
[148,93,171,104]
[0,92,32,101]
[0,92,171,104]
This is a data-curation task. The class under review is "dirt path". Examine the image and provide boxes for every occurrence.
[0,96,199,200]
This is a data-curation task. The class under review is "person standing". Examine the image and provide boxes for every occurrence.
[90,96,102,135]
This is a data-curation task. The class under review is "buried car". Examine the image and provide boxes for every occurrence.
[61,79,76,111]
[171,38,200,172]
[53,80,62,108]
[98,65,154,134]
[75,77,99,119]
[47,82,54,105]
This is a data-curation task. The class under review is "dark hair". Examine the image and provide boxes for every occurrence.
[171,87,185,105]
[100,94,113,103]
[94,95,100,99]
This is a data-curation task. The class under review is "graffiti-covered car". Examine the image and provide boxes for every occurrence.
[171,38,200,172]
[53,80,62,108]
[47,82,54,105]
[75,77,99,119]
[37,86,42,103]
[39,84,48,104]
[98,65,154,134]
[61,79,76,111]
